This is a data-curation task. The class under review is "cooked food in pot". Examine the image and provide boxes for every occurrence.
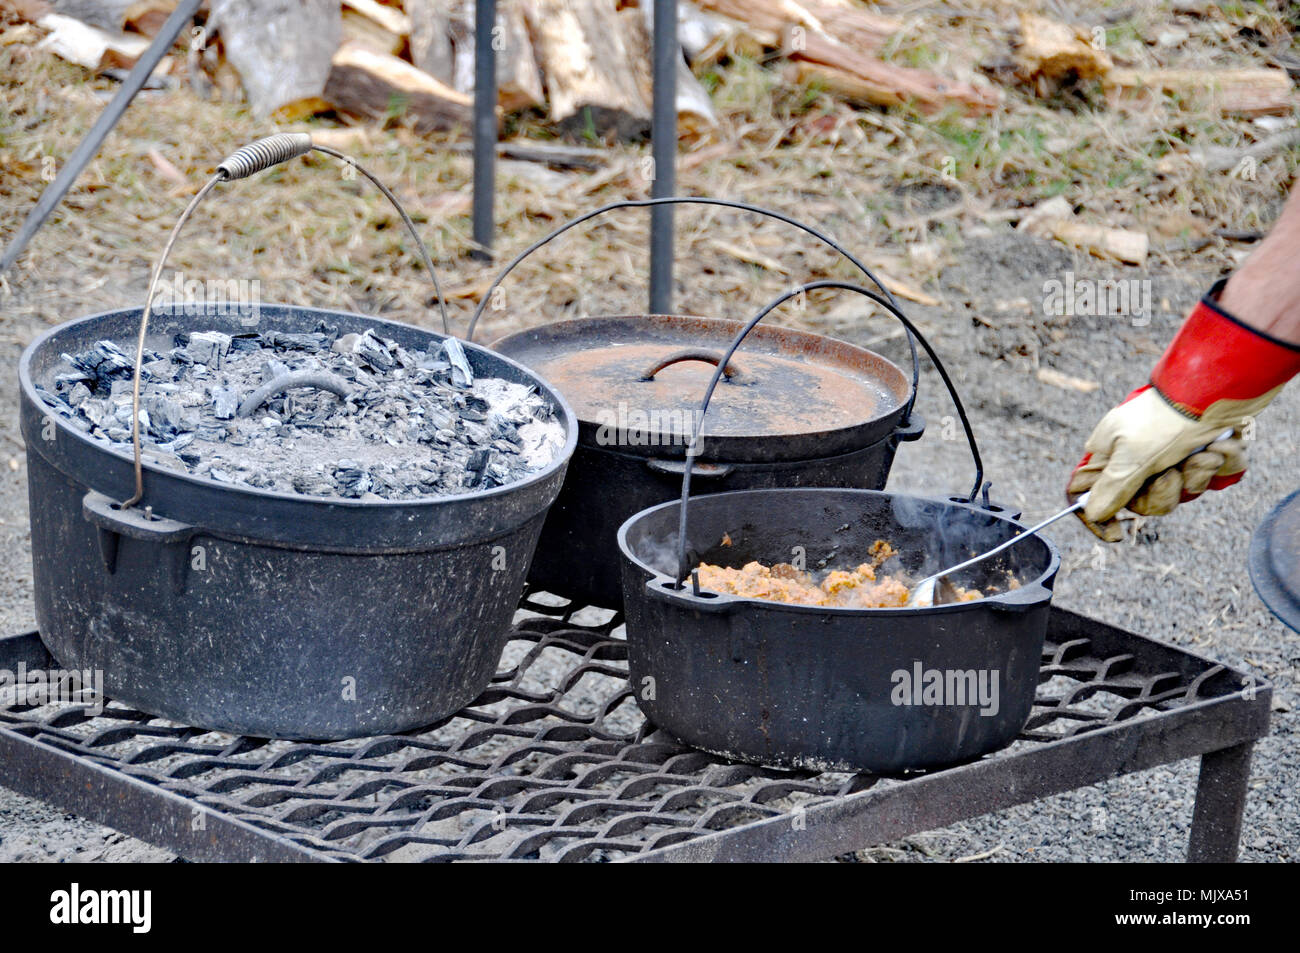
[694,539,991,608]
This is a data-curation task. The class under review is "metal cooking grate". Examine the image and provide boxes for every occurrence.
[0,591,1261,862]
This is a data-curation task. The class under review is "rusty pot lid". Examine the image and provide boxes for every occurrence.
[490,315,913,463]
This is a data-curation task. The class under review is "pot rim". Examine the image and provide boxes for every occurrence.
[20,305,580,530]
[616,487,1061,616]
[491,314,914,463]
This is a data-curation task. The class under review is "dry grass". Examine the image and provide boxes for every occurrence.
[0,0,1296,347]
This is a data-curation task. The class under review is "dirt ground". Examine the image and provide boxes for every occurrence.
[1,1,1297,861]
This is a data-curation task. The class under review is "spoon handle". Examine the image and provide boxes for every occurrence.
[925,493,1089,584]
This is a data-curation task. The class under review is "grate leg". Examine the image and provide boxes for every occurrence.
[1186,742,1254,862]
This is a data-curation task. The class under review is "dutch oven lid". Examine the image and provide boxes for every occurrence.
[1249,488,1300,633]
[490,315,913,463]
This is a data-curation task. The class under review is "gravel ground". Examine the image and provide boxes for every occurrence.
[0,227,1294,862]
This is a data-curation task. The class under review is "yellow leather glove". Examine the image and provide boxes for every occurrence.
[1067,281,1299,542]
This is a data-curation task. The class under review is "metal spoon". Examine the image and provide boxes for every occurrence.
[905,492,1089,608]
[906,427,1239,607]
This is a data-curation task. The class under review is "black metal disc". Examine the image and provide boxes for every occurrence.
[1248,487,1300,633]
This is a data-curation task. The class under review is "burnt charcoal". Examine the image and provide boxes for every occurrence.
[185,331,232,368]
[54,370,93,392]
[60,340,150,393]
[212,386,240,420]
[467,448,493,475]
[292,472,335,495]
[78,398,108,429]
[65,382,92,408]
[143,396,196,438]
[34,386,72,416]
[417,352,452,378]
[354,329,395,370]
[441,338,474,387]
[142,358,181,382]
[260,359,291,383]
[263,324,338,351]
[41,324,565,501]
[161,432,195,451]
[332,461,373,497]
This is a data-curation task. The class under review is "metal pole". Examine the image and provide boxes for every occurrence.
[471,0,498,260]
[649,0,677,314]
[0,0,204,276]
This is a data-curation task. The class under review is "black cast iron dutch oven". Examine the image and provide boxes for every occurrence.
[617,280,1058,773]
[17,137,579,740]
[474,199,925,609]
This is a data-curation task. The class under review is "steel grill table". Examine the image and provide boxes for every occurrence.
[0,590,1271,862]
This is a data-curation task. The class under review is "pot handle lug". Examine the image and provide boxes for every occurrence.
[647,458,735,479]
[649,576,735,613]
[890,411,925,446]
[82,491,197,591]
[987,581,1053,614]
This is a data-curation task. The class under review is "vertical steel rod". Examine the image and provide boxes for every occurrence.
[471,0,498,260]
[649,0,678,314]
[0,0,204,275]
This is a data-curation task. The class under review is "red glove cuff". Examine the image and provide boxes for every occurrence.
[1150,278,1300,419]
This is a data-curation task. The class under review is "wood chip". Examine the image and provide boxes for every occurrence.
[1036,367,1100,393]
[875,273,941,307]
[1013,13,1112,83]
[710,240,787,273]
[1050,220,1149,266]
[145,147,186,186]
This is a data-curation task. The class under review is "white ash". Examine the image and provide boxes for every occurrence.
[40,325,566,499]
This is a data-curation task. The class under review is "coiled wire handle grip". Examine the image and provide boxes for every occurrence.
[121,134,448,509]
[216,132,313,178]
[673,279,986,586]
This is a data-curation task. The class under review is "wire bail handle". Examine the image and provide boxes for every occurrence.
[121,133,448,510]
[673,279,987,587]
[464,196,922,413]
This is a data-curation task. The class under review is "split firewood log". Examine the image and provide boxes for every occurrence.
[523,0,651,138]
[623,3,717,133]
[321,41,476,133]
[210,0,341,118]
[1105,68,1295,117]
[46,0,132,31]
[123,1,177,36]
[36,11,148,69]
[787,28,1001,113]
[407,0,543,113]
